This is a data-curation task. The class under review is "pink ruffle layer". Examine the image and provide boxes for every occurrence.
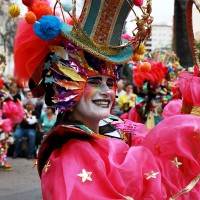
[41,114,200,199]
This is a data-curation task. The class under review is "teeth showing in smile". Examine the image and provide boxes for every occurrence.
[92,100,110,108]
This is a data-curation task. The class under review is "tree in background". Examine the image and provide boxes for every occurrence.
[173,0,194,67]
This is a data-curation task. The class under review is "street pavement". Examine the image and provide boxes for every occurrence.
[0,158,42,200]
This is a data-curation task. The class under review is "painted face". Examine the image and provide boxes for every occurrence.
[73,75,116,122]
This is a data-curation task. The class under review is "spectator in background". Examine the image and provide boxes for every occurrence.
[38,106,57,138]
[35,107,57,163]
[22,90,37,106]
[116,80,126,103]
[112,80,126,116]
[118,83,137,113]
[9,82,22,102]
[13,99,39,159]
[23,90,44,118]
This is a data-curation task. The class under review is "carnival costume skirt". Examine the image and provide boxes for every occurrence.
[41,114,200,199]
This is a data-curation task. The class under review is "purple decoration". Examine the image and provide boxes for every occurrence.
[62,40,108,76]
[55,84,70,94]
[52,94,78,102]
[2,154,7,162]
[54,100,76,111]
[114,65,121,78]
[70,61,87,76]
[64,40,80,54]
[83,51,105,74]
[0,91,4,98]
[68,55,87,75]
[53,72,66,81]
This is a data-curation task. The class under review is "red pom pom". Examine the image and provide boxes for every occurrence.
[25,11,37,24]
[22,0,36,7]
[140,62,151,72]
[31,1,53,19]
[133,0,144,7]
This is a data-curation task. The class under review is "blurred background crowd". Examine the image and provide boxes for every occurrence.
[0,74,58,169]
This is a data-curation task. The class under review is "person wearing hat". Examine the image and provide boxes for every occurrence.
[13,0,200,199]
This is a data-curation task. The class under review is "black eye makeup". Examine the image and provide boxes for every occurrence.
[87,77,115,88]
[87,77,102,86]
[106,78,115,88]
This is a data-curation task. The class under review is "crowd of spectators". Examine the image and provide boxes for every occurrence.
[2,78,57,160]
[112,80,137,117]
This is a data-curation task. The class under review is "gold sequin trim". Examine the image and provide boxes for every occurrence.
[43,160,51,173]
[191,106,200,116]
[61,29,132,64]
[92,0,122,45]
[71,27,121,56]
[79,0,92,28]
[169,174,200,200]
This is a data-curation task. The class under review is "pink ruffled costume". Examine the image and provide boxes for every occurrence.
[39,111,200,199]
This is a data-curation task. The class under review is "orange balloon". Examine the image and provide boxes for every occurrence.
[140,62,151,72]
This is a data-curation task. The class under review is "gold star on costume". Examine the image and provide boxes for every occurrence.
[145,171,159,180]
[77,169,92,182]
[43,160,51,173]
[172,157,182,168]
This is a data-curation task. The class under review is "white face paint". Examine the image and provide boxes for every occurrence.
[72,75,116,123]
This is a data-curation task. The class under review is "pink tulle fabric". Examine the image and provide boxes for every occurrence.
[42,138,166,199]
[141,115,200,199]
[162,99,182,118]
[178,71,194,110]
[178,70,200,113]
[41,114,200,199]
[112,119,148,145]
[2,100,24,126]
[0,110,12,133]
[190,76,200,107]
[1,119,12,133]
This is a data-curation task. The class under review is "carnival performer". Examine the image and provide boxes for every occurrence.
[0,52,24,170]
[13,0,200,199]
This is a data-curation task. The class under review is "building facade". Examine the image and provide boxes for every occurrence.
[147,24,173,52]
